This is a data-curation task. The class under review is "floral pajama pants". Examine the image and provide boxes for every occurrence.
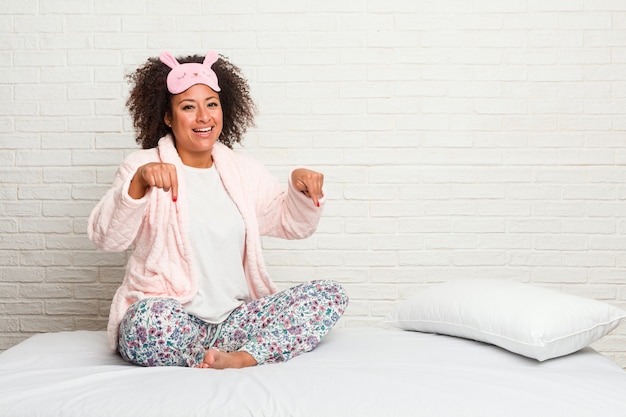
[118,280,348,367]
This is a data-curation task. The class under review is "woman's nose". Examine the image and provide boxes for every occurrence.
[197,107,210,122]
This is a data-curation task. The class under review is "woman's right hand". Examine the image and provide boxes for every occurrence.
[128,162,178,202]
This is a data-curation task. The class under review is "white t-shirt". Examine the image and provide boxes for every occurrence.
[182,165,249,323]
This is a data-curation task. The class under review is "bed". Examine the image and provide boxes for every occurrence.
[1,326,626,417]
[2,279,625,417]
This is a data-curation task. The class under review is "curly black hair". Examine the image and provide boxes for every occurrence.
[126,53,257,149]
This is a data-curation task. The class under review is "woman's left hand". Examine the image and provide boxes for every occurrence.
[292,168,324,207]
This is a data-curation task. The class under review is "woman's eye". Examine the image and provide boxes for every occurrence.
[182,105,194,110]
[208,102,218,107]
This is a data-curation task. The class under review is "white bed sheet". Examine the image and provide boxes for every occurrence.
[1,327,625,417]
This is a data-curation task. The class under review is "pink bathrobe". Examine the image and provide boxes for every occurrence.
[88,136,324,350]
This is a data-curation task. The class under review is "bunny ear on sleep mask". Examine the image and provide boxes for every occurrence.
[159,51,221,94]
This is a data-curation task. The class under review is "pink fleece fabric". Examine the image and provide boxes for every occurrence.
[88,136,325,350]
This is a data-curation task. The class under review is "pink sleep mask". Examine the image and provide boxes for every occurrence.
[159,51,221,94]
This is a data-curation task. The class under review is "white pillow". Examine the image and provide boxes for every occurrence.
[385,279,626,361]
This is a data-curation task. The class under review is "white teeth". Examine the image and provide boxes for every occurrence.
[194,127,212,132]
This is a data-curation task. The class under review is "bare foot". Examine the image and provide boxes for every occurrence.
[196,348,258,369]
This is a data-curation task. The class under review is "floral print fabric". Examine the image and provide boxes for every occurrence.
[118,280,348,367]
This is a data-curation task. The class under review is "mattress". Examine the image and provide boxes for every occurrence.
[1,327,625,417]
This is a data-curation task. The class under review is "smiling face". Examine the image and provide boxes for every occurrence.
[165,84,223,168]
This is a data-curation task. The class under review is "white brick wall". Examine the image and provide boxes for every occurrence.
[1,0,625,367]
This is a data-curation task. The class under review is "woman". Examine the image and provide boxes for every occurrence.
[88,51,348,369]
